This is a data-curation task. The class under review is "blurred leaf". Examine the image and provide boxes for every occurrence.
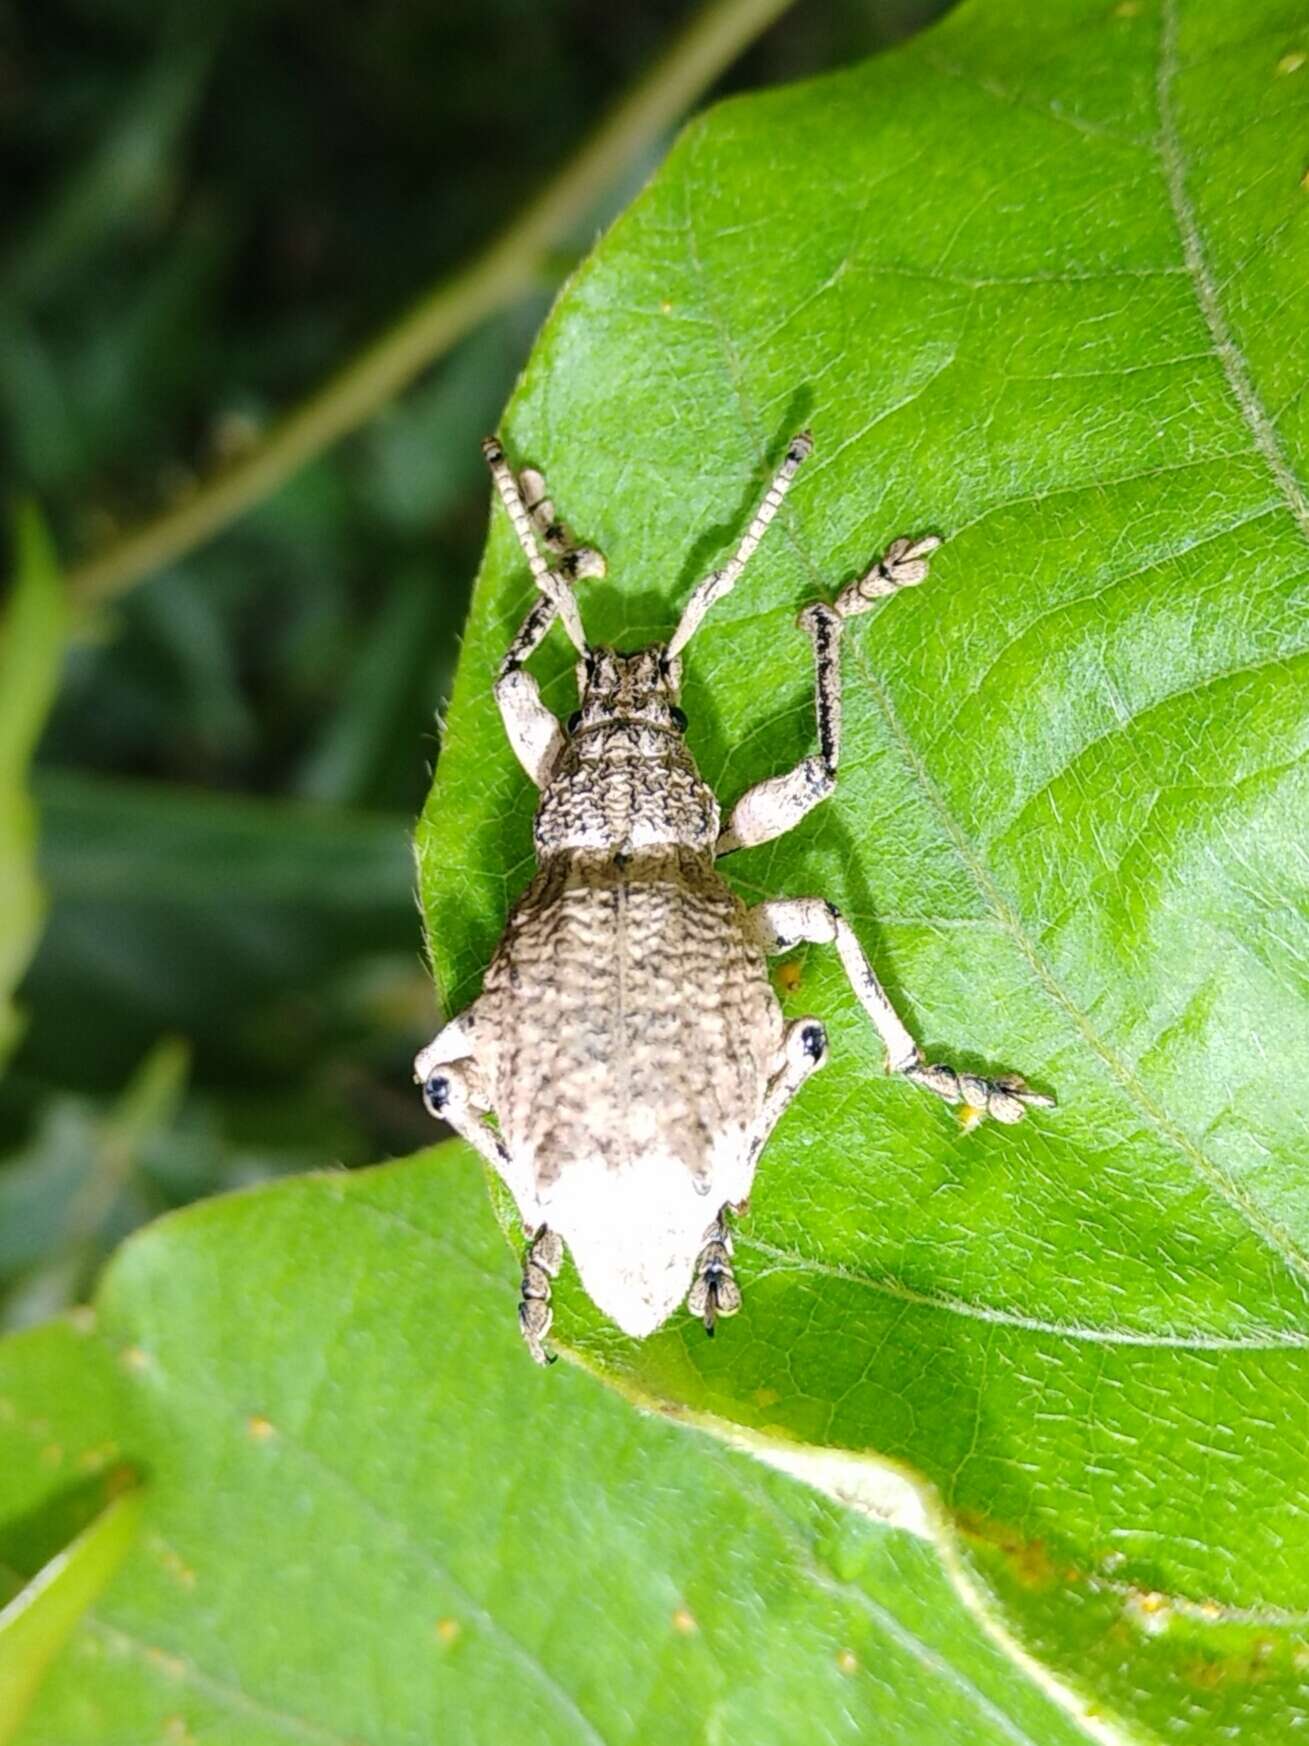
[0,308,80,490]
[360,318,531,535]
[417,1,1309,1737]
[295,563,452,807]
[0,1148,1090,1746]
[0,1038,188,1329]
[17,771,420,1092]
[4,29,218,304]
[0,510,67,1072]
[0,1492,143,1743]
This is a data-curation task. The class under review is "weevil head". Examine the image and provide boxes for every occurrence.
[569,644,687,736]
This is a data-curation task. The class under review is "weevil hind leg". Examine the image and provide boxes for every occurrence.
[687,1019,830,1336]
[415,1016,565,1365]
[750,899,1054,1126]
[687,1211,741,1336]
[520,1226,564,1366]
[749,1015,830,1160]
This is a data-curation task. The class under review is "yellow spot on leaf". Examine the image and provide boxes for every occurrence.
[836,1648,858,1675]
[1126,1589,1172,1635]
[1277,50,1306,74]
[1113,1,1140,15]
[121,1345,150,1372]
[40,1442,64,1467]
[157,1544,197,1590]
[105,1461,139,1497]
[776,961,803,995]
[436,1617,462,1645]
[78,1439,121,1473]
[164,1717,194,1744]
[247,1414,276,1441]
[956,1103,986,1133]
[672,1608,698,1635]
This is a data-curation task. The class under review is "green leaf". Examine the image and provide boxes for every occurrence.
[0,1146,1093,1745]
[0,1038,190,1329]
[0,1493,143,1742]
[0,510,68,1073]
[19,771,419,1092]
[416,0,1309,1736]
[4,31,218,306]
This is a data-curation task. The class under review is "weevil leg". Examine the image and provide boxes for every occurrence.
[517,466,606,584]
[415,1018,565,1365]
[413,1013,515,1173]
[486,443,606,787]
[494,633,567,787]
[687,1210,741,1336]
[519,1226,564,1366]
[717,603,842,855]
[748,1016,830,1161]
[716,535,940,857]
[833,532,941,620]
[687,1020,828,1335]
[668,432,814,658]
[482,437,588,653]
[750,898,1055,1126]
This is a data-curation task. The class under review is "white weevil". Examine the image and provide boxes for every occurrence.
[417,432,1054,1362]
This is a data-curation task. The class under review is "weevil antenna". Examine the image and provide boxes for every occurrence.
[667,431,814,658]
[483,437,589,654]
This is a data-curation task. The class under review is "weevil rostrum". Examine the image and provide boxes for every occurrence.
[416,432,1055,1363]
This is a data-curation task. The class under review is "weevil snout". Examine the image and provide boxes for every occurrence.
[570,644,686,735]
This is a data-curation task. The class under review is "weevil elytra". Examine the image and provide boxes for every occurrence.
[417,432,1054,1362]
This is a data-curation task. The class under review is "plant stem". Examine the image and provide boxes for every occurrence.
[68,0,798,611]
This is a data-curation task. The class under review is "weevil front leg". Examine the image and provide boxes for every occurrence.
[750,899,1054,1126]
[485,441,606,786]
[687,1019,829,1333]
[517,465,606,585]
[716,535,940,856]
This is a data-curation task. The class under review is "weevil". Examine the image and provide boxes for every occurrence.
[416,431,1054,1362]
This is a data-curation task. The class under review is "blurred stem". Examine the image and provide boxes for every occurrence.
[67,0,799,611]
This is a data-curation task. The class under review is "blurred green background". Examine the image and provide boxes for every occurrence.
[0,0,949,1326]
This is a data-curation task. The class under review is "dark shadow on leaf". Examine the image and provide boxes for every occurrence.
[0,1468,145,1588]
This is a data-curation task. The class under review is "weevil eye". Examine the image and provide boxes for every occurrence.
[567,710,583,734]
[670,705,689,733]
[421,1073,450,1118]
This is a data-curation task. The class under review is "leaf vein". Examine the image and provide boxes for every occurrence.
[1156,0,1309,548]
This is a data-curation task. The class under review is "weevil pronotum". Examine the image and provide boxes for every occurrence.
[417,432,1055,1362]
